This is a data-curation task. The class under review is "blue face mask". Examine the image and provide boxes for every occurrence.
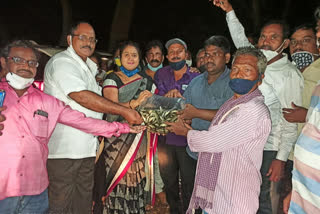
[229,76,260,95]
[169,60,186,70]
[119,66,140,77]
[147,63,163,72]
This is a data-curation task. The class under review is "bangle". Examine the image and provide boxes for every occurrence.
[129,100,133,109]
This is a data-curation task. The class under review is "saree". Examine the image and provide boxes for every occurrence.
[93,72,155,214]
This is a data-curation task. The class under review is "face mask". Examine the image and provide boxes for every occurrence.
[260,40,286,61]
[6,72,34,90]
[119,66,140,77]
[147,63,163,72]
[114,57,121,67]
[69,35,73,49]
[186,59,192,67]
[229,76,260,95]
[169,60,186,70]
[317,39,320,49]
[198,65,206,73]
[291,51,317,70]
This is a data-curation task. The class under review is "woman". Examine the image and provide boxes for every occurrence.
[93,41,155,214]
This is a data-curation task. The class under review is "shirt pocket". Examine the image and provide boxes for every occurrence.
[31,114,49,140]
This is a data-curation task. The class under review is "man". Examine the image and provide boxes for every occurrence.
[44,22,142,213]
[195,48,206,73]
[183,35,233,160]
[154,38,200,214]
[168,47,271,214]
[0,40,143,213]
[284,24,320,126]
[214,1,304,213]
[282,6,320,214]
[141,40,165,80]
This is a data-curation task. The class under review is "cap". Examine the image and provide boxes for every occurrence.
[165,38,187,50]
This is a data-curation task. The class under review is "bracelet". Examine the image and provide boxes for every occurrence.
[129,100,133,109]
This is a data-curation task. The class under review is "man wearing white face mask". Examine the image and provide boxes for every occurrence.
[44,22,143,213]
[141,40,165,80]
[0,40,144,213]
[213,1,303,213]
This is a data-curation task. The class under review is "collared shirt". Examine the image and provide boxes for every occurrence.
[187,94,271,214]
[226,10,304,161]
[0,81,129,200]
[44,47,103,159]
[183,68,233,159]
[154,65,200,146]
[289,83,320,214]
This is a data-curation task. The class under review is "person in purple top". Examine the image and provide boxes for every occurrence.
[154,38,200,214]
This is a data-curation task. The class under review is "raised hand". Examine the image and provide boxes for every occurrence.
[212,0,233,13]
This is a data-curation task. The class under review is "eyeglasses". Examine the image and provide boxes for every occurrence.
[73,34,98,44]
[290,38,313,47]
[7,56,39,68]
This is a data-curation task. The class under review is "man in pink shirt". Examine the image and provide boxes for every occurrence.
[0,40,144,213]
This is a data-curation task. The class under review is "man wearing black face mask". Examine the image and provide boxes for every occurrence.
[154,38,200,214]
[213,0,304,213]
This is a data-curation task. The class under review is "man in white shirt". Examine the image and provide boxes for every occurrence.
[44,22,142,214]
[213,1,303,213]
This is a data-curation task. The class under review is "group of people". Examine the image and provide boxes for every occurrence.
[1,0,320,214]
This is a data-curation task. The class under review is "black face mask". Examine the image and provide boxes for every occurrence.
[169,60,186,70]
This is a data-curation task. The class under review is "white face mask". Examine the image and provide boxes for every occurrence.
[6,72,34,90]
[260,40,286,61]
[186,59,192,67]
[147,63,163,72]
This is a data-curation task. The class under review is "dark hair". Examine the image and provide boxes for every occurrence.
[144,40,165,55]
[290,23,316,37]
[119,41,142,60]
[68,21,93,35]
[90,52,102,66]
[315,6,320,20]
[261,20,290,39]
[203,35,231,53]
[1,40,40,60]
[232,46,267,75]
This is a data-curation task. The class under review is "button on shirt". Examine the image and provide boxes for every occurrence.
[44,47,103,159]
[0,81,129,200]
[154,65,200,146]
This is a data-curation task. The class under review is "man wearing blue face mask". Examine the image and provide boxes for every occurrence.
[154,38,200,214]
[213,0,304,213]
[141,40,165,80]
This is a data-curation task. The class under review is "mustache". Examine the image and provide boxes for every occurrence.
[17,69,33,75]
[81,46,92,50]
[150,59,160,63]
[171,57,181,61]
[206,62,216,67]
[293,48,304,53]
[260,45,272,50]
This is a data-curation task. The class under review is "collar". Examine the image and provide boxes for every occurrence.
[66,47,98,75]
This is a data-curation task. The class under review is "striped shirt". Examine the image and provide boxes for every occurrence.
[187,90,271,214]
[289,82,320,214]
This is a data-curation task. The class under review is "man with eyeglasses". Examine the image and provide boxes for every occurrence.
[0,40,144,213]
[213,0,303,213]
[44,22,143,213]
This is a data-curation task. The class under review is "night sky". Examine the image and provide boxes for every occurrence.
[0,0,319,57]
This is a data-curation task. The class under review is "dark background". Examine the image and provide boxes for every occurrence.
[0,0,319,56]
